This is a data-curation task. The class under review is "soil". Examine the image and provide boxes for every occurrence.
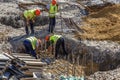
[0,1,120,79]
[78,4,120,43]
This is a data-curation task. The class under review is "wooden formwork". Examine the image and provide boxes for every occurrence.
[2,53,47,78]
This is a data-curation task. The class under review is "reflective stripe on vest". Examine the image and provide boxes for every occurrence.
[50,35,61,44]
[49,4,57,17]
[26,37,37,50]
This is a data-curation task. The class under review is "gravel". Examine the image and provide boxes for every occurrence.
[87,68,120,80]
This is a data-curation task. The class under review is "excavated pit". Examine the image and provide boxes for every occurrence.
[0,0,120,79]
[87,2,114,12]
[8,35,120,76]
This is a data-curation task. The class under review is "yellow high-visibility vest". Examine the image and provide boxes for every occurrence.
[24,9,36,20]
[49,4,57,17]
[50,35,61,44]
[26,37,37,50]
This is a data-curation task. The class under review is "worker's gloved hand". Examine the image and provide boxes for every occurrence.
[48,46,53,52]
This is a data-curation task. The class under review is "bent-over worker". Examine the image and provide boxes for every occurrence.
[23,36,41,59]
[23,9,41,35]
[45,34,68,59]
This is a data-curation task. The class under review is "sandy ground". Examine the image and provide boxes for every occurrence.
[78,4,120,43]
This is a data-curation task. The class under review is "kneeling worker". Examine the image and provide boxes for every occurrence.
[23,36,41,59]
[45,34,68,59]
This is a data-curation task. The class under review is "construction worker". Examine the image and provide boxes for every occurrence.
[23,36,41,59]
[23,9,41,35]
[46,0,58,33]
[45,34,68,59]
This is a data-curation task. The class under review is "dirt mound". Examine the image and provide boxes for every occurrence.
[78,4,120,43]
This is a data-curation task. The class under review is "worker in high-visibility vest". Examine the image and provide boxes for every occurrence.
[45,34,68,59]
[23,9,41,35]
[23,36,41,59]
[46,0,58,33]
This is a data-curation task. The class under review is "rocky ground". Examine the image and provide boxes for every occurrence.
[87,68,120,80]
[0,0,120,80]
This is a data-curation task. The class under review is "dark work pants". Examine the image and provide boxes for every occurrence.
[55,37,68,59]
[49,17,56,33]
[25,20,34,35]
[23,40,37,58]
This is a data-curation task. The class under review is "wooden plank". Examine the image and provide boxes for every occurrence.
[22,66,43,70]
[3,53,14,59]
[20,67,42,71]
[19,58,40,61]
[0,66,6,69]
[0,62,6,65]
[12,53,30,56]
[0,60,8,62]
[28,69,43,72]
[25,61,47,66]
[23,71,33,77]
[0,62,6,66]
[13,55,33,58]
[0,53,10,61]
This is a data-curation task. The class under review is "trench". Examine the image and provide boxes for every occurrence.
[0,0,120,78]
[0,15,49,28]
[6,34,120,76]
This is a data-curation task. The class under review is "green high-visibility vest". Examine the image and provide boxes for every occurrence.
[50,35,61,44]
[49,4,57,17]
[23,9,36,20]
[26,37,37,50]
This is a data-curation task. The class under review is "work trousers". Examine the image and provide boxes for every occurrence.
[55,37,68,59]
[23,40,37,58]
[48,17,56,33]
[25,20,34,35]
